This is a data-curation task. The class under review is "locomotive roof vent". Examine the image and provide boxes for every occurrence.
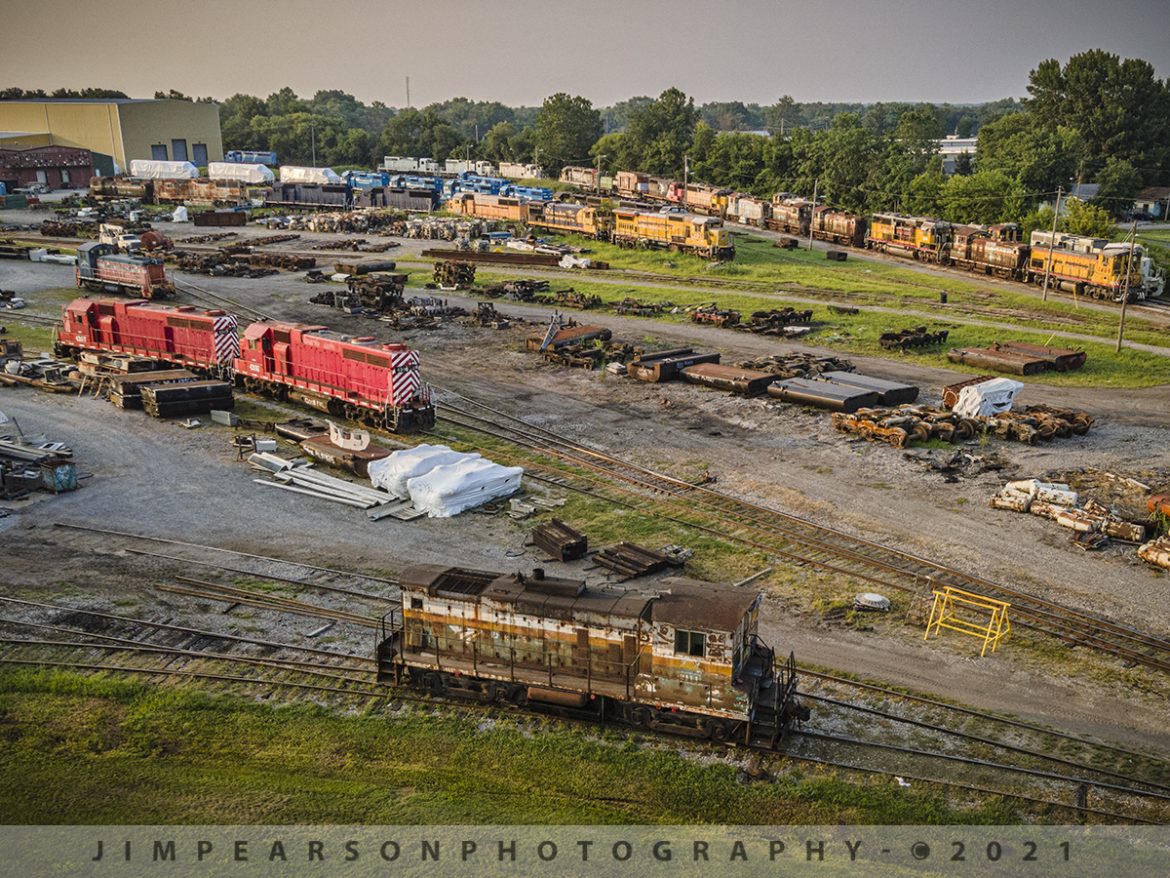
[177,305,196,312]
[206,309,226,316]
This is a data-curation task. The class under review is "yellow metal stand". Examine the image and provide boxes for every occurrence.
[923,587,1011,656]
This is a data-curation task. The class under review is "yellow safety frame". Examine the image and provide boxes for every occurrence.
[923,587,1011,657]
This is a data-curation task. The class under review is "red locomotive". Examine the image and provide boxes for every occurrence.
[56,298,239,373]
[235,321,433,431]
[55,298,435,433]
[76,242,173,300]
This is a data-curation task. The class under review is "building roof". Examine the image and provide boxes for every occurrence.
[1137,187,1170,201]
[0,98,150,104]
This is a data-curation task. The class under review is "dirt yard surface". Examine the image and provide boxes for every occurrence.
[2,239,1169,757]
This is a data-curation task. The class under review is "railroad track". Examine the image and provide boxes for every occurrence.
[431,389,1170,673]
[2,595,1162,823]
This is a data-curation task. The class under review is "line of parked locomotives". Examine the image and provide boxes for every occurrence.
[53,296,435,432]
[558,167,1163,302]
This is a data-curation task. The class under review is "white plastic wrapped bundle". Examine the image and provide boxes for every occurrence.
[208,162,274,184]
[953,377,1024,418]
[406,458,524,518]
[129,160,198,179]
[279,166,341,185]
[366,444,480,499]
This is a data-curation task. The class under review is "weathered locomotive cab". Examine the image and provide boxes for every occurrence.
[377,566,803,746]
[75,242,174,299]
[866,213,952,263]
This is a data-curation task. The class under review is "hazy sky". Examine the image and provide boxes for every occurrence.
[4,0,1168,107]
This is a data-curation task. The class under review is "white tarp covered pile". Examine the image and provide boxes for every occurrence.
[407,458,524,518]
[952,377,1024,418]
[208,161,275,184]
[279,166,342,185]
[129,160,199,180]
[367,444,479,499]
[368,444,522,517]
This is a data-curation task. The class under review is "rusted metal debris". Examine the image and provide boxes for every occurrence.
[541,340,636,370]
[433,260,476,289]
[1138,536,1170,571]
[833,403,1095,448]
[879,326,949,352]
[483,279,548,301]
[681,363,776,396]
[422,248,561,267]
[533,518,589,562]
[627,348,721,383]
[735,353,854,380]
[828,304,860,315]
[613,297,673,316]
[991,479,1151,552]
[527,323,613,352]
[311,237,398,253]
[594,542,679,580]
[689,303,740,327]
[948,342,1086,375]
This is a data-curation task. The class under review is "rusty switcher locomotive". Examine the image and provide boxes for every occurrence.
[376,565,806,746]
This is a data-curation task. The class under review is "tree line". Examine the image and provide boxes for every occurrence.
[6,49,1167,234]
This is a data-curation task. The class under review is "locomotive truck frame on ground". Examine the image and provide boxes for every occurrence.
[376,565,805,746]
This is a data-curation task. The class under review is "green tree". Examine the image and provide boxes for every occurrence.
[1026,50,1170,183]
[938,170,1025,224]
[1062,197,1116,237]
[534,93,602,174]
[1093,158,1143,217]
[624,87,699,176]
[376,107,460,160]
[975,112,1075,196]
[903,170,944,216]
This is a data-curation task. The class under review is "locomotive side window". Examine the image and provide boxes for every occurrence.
[674,629,706,658]
[410,597,423,610]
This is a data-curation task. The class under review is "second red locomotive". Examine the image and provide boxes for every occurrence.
[55,297,435,433]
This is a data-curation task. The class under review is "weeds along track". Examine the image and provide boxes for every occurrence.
[432,390,1170,673]
[1,594,1163,823]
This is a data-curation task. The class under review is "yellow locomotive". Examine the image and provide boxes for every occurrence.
[1027,232,1145,301]
[524,200,612,239]
[865,212,951,263]
[377,565,803,745]
[446,192,526,222]
[612,208,735,260]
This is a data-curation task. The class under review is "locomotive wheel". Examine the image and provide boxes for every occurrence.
[631,707,653,729]
[423,672,446,694]
[488,683,510,705]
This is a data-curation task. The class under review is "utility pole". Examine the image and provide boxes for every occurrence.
[310,123,316,166]
[807,178,818,251]
[405,76,410,108]
[1041,186,1063,301]
[1116,220,1138,352]
[595,153,606,194]
[683,155,690,211]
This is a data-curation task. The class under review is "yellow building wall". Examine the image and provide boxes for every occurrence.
[0,100,222,171]
[0,102,123,161]
[117,100,223,167]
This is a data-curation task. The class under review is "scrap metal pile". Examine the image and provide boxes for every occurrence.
[40,219,99,237]
[613,297,673,316]
[879,326,950,352]
[483,279,549,300]
[0,417,78,500]
[948,341,1087,375]
[734,353,856,380]
[311,237,398,252]
[688,303,740,327]
[167,247,314,277]
[0,342,74,392]
[738,308,815,336]
[434,260,476,289]
[991,479,1151,552]
[832,403,1094,448]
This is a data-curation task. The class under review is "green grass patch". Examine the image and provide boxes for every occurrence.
[0,668,1027,824]
[473,267,1169,387]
